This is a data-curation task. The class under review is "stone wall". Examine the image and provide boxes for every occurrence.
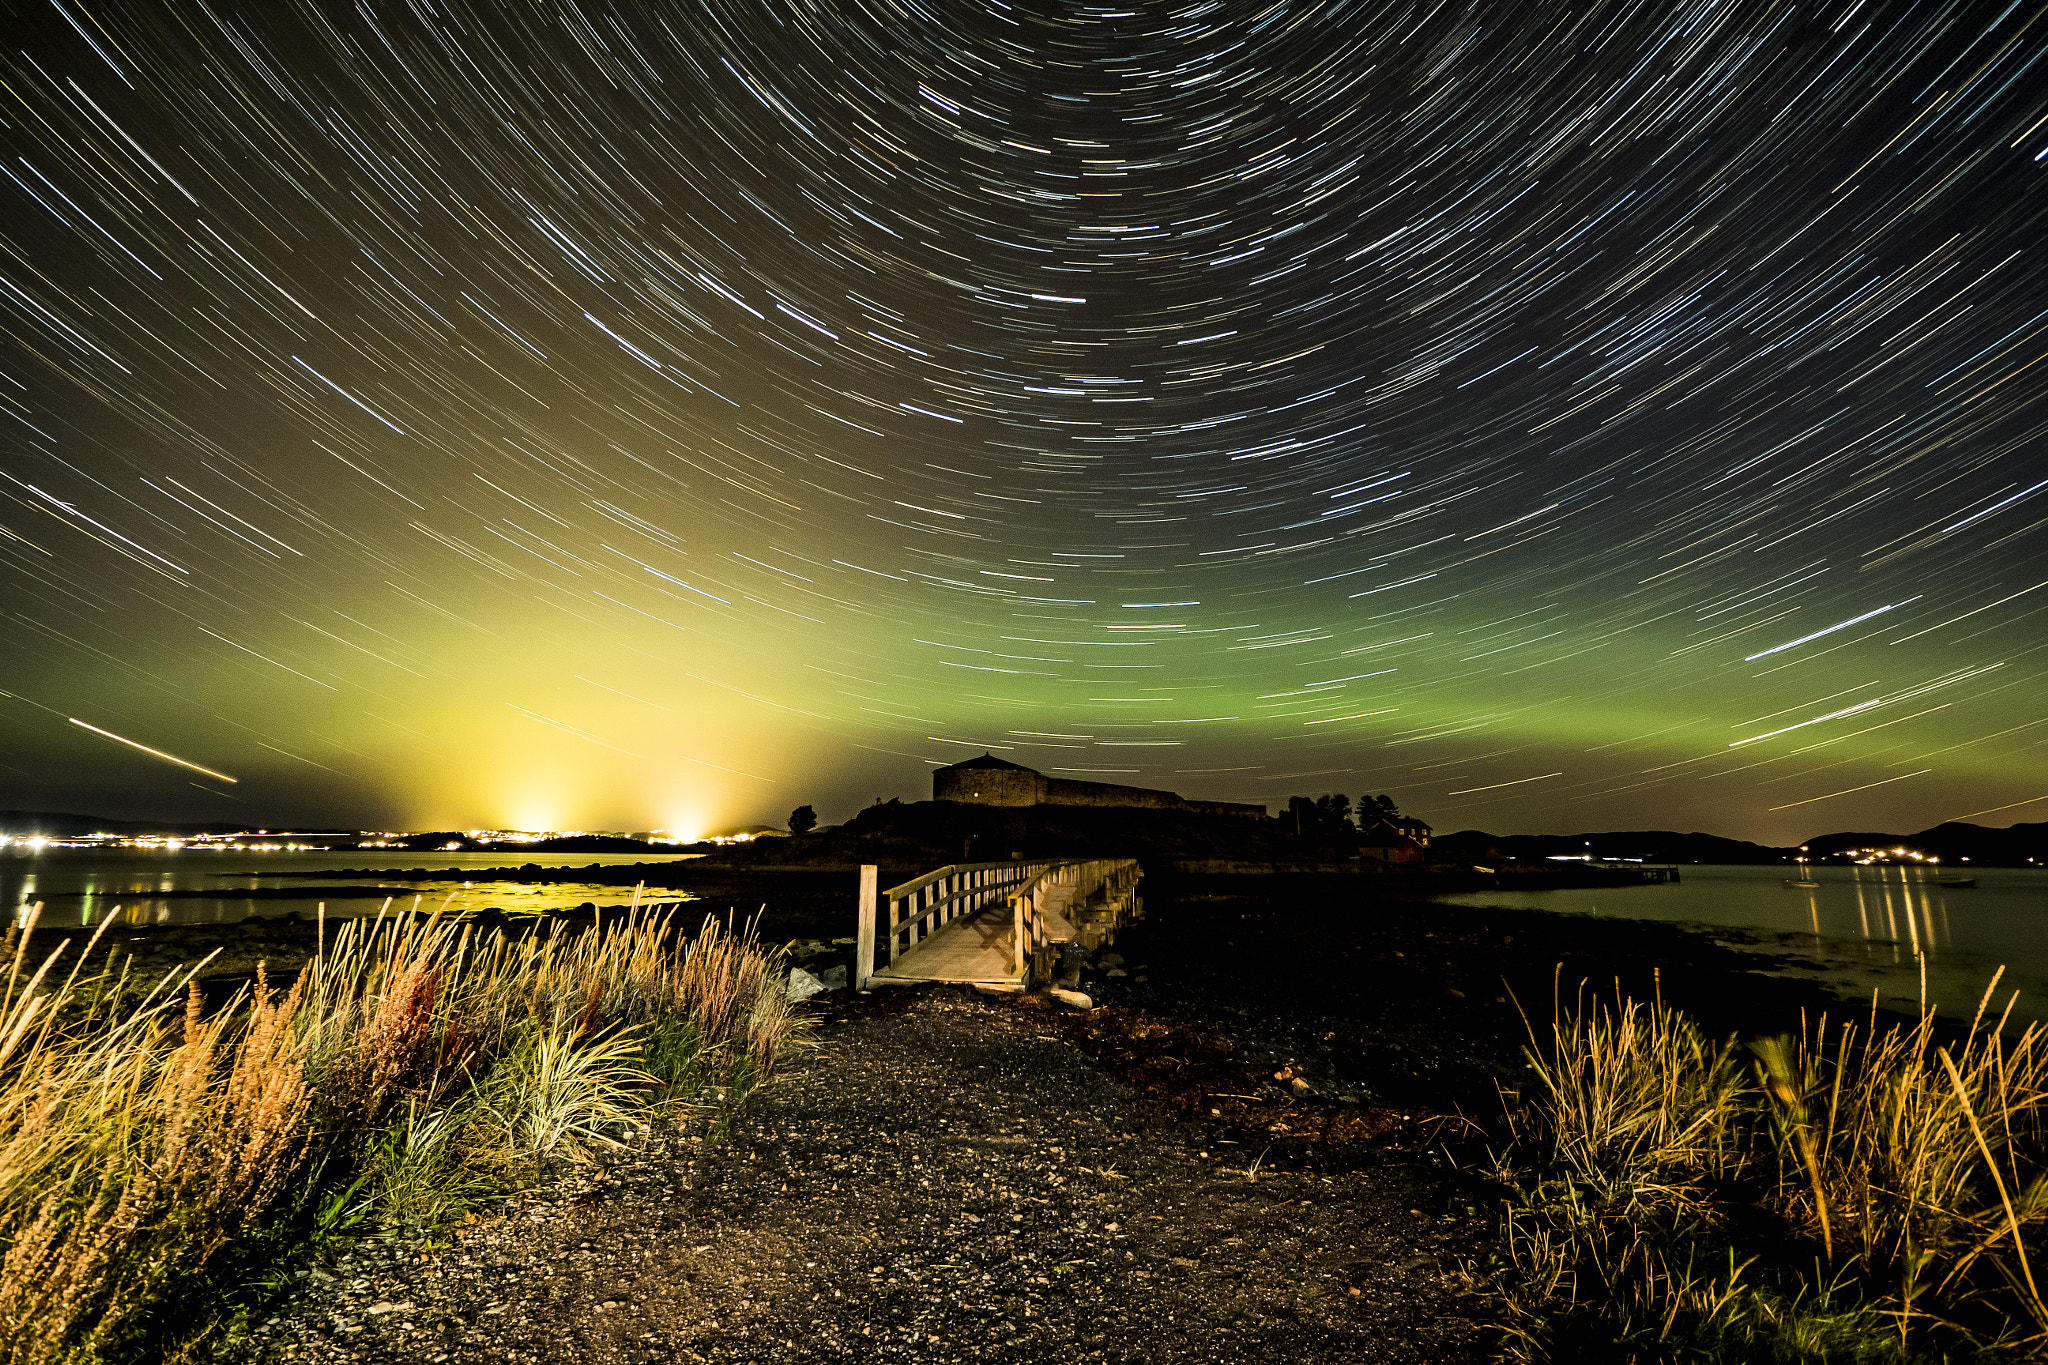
[933,757,1266,820]
[1188,799,1265,820]
[1042,776,1184,810]
[931,764,1047,806]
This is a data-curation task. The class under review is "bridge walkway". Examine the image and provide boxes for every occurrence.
[854,859,1140,991]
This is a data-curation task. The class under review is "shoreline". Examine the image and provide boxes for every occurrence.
[14,862,1878,1014]
[17,863,1871,1065]
[193,869,1881,1365]
[19,864,1987,1364]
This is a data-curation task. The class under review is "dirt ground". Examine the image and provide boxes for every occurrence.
[226,985,1485,1364]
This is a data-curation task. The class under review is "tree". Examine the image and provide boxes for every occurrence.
[1368,794,1400,821]
[1285,794,1354,835]
[788,804,817,835]
[1285,795,1316,835]
[1314,793,1354,831]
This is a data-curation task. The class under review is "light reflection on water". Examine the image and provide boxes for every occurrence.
[3,848,705,928]
[1425,863,2048,1027]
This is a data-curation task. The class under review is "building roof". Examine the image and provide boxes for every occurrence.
[934,752,1037,773]
[1363,813,1433,834]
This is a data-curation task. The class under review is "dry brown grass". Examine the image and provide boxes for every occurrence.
[0,902,806,1365]
[1488,975,2048,1361]
[1753,974,2048,1341]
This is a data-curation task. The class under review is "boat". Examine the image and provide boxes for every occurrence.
[1783,878,1821,889]
[1937,876,1976,888]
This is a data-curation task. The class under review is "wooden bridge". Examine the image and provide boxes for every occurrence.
[854,859,1142,991]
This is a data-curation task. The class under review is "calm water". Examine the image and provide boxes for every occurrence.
[1425,863,2048,1027]
[4,848,705,929]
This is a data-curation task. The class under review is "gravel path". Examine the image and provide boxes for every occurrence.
[236,986,1482,1364]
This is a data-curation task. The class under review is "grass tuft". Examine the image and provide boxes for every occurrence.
[0,902,808,1364]
[1480,976,2047,1362]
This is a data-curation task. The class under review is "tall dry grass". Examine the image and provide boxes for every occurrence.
[0,901,806,1365]
[1486,975,2047,1362]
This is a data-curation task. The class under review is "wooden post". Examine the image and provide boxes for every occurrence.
[1012,894,1025,979]
[856,864,877,990]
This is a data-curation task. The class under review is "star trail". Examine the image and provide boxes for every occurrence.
[1,0,2042,843]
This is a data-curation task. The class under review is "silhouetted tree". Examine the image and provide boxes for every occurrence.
[1284,794,1354,835]
[788,804,818,835]
[1367,794,1400,821]
[1314,793,1354,831]
[1284,795,1315,835]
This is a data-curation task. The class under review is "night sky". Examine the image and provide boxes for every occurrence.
[2,0,2042,844]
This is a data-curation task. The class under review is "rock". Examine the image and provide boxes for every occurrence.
[1105,967,1127,977]
[818,964,848,990]
[1289,1077,1312,1097]
[1048,988,1094,1011]
[787,968,830,1001]
[1098,952,1124,967]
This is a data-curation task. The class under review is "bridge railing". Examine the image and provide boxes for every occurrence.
[1010,858,1141,983]
[855,860,1057,990]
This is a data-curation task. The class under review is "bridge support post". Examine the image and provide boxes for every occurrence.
[856,864,877,991]
[1029,940,1058,991]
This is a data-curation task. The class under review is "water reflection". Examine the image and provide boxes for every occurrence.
[1424,863,2048,1027]
[1846,864,1957,965]
[6,848,705,930]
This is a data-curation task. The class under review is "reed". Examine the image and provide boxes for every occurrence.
[1485,977,2047,1361]
[0,902,808,1365]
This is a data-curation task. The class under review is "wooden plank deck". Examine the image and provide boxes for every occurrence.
[871,885,1081,986]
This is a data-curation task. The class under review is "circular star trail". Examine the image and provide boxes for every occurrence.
[1,0,2042,842]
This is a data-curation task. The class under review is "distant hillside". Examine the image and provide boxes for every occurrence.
[1429,821,2046,868]
[1907,821,2047,865]
[0,809,256,838]
[695,798,1334,869]
[405,832,660,853]
[1802,822,2047,866]
[1433,829,1795,865]
[1797,831,1913,858]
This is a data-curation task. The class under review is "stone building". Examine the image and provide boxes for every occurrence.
[932,754,1265,820]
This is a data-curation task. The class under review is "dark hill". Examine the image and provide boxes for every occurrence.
[0,809,257,837]
[1796,831,1909,859]
[1432,829,1793,865]
[1797,822,2046,866]
[694,799,1333,869]
[1908,820,2047,866]
[480,834,659,853]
